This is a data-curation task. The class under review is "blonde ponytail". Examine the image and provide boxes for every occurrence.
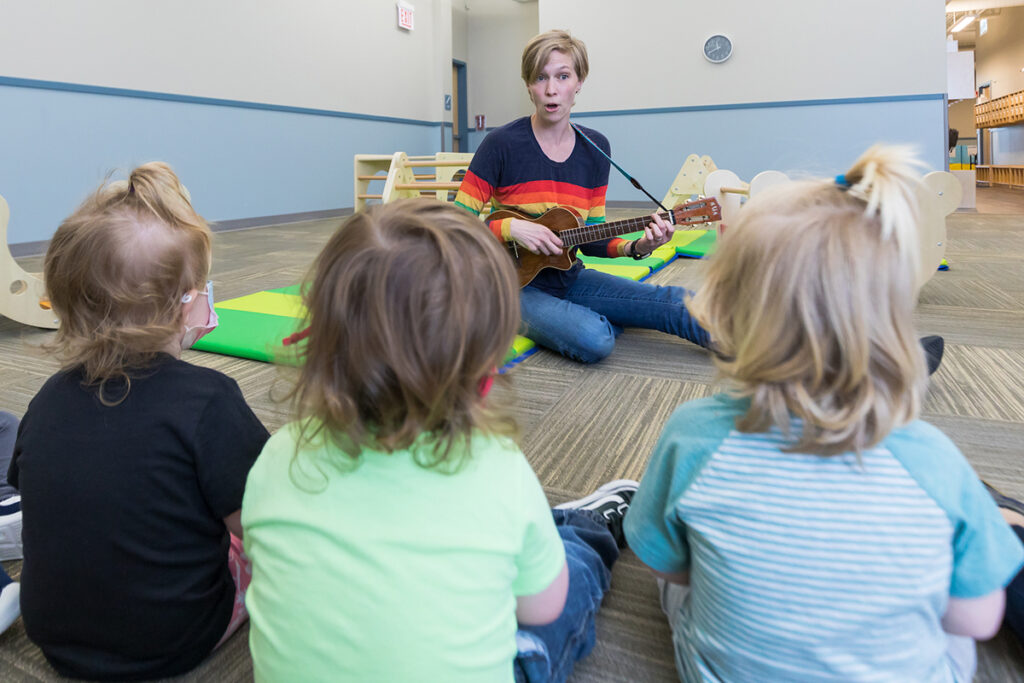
[689,145,930,455]
[839,145,926,287]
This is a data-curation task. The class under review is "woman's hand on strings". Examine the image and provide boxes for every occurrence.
[509,219,564,256]
[636,212,675,254]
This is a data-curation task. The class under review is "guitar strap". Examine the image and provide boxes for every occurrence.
[570,122,673,220]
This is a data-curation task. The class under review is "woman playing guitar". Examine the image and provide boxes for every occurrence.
[454,30,710,363]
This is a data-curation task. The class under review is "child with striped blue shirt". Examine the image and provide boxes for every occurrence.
[624,146,1024,682]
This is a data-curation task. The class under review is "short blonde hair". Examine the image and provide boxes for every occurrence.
[44,162,211,400]
[288,199,520,470]
[521,30,589,84]
[689,145,929,455]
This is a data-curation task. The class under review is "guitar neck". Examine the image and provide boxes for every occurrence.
[558,214,665,249]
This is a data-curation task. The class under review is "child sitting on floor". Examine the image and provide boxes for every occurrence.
[9,163,269,679]
[242,199,633,682]
[624,146,1024,682]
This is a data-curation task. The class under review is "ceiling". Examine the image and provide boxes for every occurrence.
[945,0,1024,46]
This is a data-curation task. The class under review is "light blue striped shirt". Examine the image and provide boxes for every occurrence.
[625,394,1024,683]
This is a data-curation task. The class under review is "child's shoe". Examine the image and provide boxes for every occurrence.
[0,569,19,634]
[983,482,1024,519]
[555,480,639,549]
[921,335,944,375]
[0,495,21,561]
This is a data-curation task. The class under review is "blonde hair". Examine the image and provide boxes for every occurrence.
[44,162,211,401]
[521,29,589,84]
[689,145,929,455]
[288,199,519,470]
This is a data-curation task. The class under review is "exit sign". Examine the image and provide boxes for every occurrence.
[397,2,414,31]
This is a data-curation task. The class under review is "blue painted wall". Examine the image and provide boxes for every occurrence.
[1,82,443,245]
[469,96,947,202]
[2,80,947,246]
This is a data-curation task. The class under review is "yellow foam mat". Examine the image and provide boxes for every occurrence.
[669,230,706,248]
[652,244,676,261]
[216,291,306,319]
[510,335,535,356]
[585,263,650,281]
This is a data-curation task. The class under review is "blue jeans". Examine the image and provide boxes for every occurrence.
[520,269,710,363]
[514,509,619,683]
[0,411,17,501]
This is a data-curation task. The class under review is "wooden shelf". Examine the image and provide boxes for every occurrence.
[976,90,1024,129]
[976,165,1024,189]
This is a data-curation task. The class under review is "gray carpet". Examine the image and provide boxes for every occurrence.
[1,202,1023,681]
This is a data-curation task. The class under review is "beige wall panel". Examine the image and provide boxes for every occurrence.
[465,0,539,128]
[975,7,1024,99]
[0,0,444,121]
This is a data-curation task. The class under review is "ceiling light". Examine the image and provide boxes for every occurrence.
[950,14,976,32]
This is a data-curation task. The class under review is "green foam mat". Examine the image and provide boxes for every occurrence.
[675,230,716,258]
[578,253,666,269]
[192,308,303,364]
[195,247,685,367]
[195,300,536,368]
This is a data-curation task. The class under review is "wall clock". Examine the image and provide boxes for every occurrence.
[703,34,733,64]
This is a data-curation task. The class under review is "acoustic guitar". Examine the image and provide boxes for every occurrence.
[489,198,722,288]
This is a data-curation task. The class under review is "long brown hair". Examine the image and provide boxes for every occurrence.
[44,162,211,402]
[287,199,520,470]
[689,145,929,454]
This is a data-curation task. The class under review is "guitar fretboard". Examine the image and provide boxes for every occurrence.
[558,205,712,248]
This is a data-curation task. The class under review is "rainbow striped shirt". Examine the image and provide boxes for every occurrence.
[454,117,628,296]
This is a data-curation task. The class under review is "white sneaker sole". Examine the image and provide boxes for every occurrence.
[0,582,20,633]
[0,511,23,561]
[554,479,640,510]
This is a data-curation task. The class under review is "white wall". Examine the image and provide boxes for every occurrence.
[465,0,538,129]
[538,0,946,110]
[0,0,455,243]
[0,0,443,122]
[529,0,948,200]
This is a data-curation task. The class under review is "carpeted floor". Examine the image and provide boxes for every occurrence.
[1,202,1023,681]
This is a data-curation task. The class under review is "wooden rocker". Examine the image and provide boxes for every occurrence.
[702,168,960,288]
[917,171,960,288]
[0,193,58,329]
[703,169,791,228]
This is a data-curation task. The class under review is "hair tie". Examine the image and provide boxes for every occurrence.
[835,174,851,190]
[282,326,311,346]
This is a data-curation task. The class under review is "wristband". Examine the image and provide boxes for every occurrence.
[630,239,651,261]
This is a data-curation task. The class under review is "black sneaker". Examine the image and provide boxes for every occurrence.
[921,335,944,376]
[983,482,1024,518]
[555,480,639,548]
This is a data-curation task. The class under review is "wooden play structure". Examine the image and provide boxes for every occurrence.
[353,152,475,212]
[0,194,58,329]
[662,154,718,208]
[701,168,961,288]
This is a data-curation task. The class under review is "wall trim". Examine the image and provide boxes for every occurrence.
[9,207,356,258]
[0,75,443,128]
[572,93,946,119]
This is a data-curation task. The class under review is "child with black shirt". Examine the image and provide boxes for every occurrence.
[9,163,269,679]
